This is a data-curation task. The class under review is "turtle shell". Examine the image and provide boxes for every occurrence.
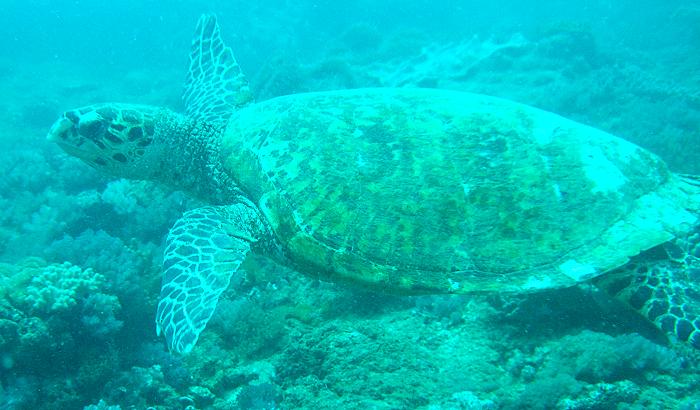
[220,88,698,294]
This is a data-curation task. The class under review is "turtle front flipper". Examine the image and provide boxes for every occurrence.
[156,203,265,353]
[184,14,254,127]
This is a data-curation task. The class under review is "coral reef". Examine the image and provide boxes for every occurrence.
[0,259,126,408]
[22,261,106,314]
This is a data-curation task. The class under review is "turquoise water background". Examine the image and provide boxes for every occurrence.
[0,1,699,408]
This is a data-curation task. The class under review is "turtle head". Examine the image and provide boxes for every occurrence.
[49,102,231,201]
[48,103,164,178]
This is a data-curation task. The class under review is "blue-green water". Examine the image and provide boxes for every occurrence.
[1,1,699,409]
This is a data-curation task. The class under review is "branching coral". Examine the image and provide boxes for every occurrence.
[81,293,123,338]
[23,262,104,314]
[1,259,123,350]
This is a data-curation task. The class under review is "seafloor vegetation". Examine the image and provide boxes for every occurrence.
[1,5,700,409]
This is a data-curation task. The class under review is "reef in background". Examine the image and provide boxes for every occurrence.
[1,7,699,409]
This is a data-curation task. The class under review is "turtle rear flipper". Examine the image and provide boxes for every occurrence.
[156,204,263,353]
[596,231,700,349]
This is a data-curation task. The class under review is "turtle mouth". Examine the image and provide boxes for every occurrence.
[47,115,76,143]
[47,113,96,159]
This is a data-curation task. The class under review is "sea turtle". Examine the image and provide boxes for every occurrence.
[47,15,700,354]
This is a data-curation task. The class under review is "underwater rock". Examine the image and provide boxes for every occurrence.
[535,21,600,69]
[557,380,640,409]
[187,385,215,408]
[534,331,681,383]
[236,382,280,410]
[81,293,123,338]
[103,365,180,409]
[83,399,122,410]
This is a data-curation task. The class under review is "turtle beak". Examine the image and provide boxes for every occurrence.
[47,113,77,143]
[47,111,95,160]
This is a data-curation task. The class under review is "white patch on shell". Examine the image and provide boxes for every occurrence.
[539,155,563,200]
[448,278,461,291]
[559,259,596,282]
[461,183,471,196]
[580,145,627,194]
[552,183,562,200]
[522,275,554,290]
[530,114,560,145]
